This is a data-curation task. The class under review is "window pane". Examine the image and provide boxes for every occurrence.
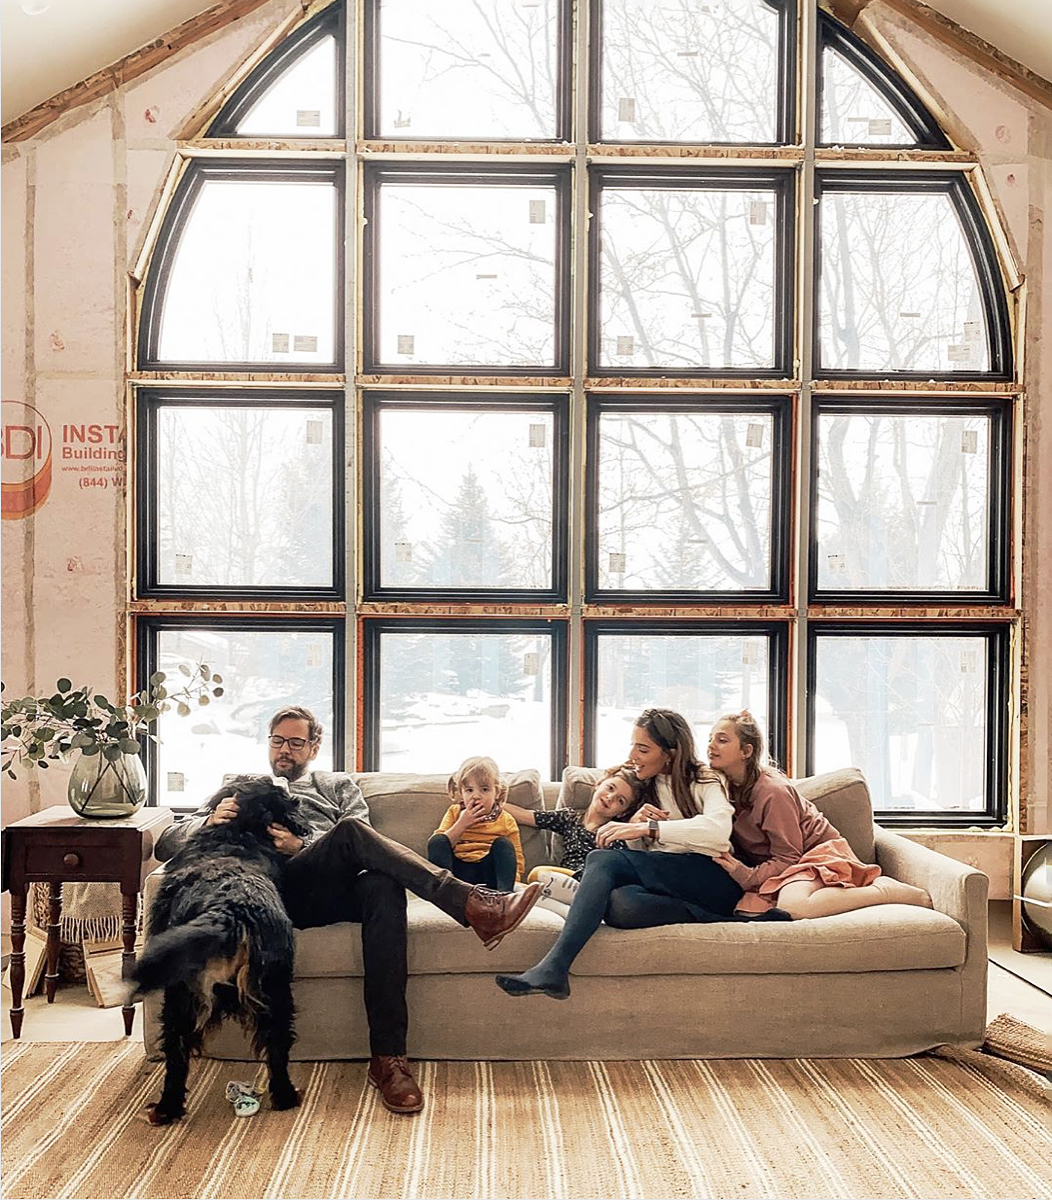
[820,47,916,145]
[378,629,554,771]
[235,37,338,136]
[819,189,990,373]
[152,627,335,808]
[599,0,782,143]
[157,179,336,364]
[812,633,990,812]
[155,406,334,589]
[592,631,770,767]
[596,409,774,591]
[815,411,992,592]
[374,0,559,139]
[375,179,560,369]
[597,184,780,371]
[378,408,554,590]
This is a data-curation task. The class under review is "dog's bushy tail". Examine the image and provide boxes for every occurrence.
[130,912,237,998]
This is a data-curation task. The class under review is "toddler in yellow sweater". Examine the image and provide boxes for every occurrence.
[427,756,525,892]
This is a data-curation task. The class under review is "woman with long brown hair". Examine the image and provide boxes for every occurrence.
[495,707,789,1000]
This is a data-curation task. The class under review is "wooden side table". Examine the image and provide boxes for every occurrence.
[1,804,173,1038]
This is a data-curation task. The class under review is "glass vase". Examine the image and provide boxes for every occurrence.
[67,752,147,819]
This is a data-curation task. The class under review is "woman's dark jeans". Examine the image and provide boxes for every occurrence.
[533,847,743,981]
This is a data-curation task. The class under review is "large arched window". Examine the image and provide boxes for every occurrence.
[133,0,1018,827]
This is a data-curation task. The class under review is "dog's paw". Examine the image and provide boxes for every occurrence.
[146,1103,184,1126]
[270,1087,303,1111]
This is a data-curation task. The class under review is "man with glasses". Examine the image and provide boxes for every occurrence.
[155,705,541,1115]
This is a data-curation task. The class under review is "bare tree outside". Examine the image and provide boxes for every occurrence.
[158,179,336,365]
[599,0,783,143]
[375,0,560,139]
[821,45,914,145]
[819,189,989,373]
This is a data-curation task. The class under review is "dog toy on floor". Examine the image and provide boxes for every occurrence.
[225,1080,263,1118]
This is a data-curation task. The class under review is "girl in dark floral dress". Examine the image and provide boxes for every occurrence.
[505,767,643,909]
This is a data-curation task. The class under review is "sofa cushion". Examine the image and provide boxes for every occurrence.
[291,897,964,979]
[293,896,568,978]
[559,765,876,864]
[352,769,549,871]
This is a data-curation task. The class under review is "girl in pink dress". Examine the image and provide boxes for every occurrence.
[708,711,932,919]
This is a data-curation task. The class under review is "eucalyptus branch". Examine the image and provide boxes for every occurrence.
[0,664,224,781]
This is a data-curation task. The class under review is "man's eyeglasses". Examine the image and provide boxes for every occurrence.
[268,735,312,751]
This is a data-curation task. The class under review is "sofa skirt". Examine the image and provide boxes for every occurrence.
[143,965,982,1062]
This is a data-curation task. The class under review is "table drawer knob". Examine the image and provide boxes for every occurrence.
[63,853,82,868]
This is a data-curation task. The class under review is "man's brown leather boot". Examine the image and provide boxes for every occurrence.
[368,1055,424,1114]
[463,881,543,950]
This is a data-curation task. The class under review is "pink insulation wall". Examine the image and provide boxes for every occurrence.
[1,2,1049,921]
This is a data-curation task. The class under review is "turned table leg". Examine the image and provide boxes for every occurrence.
[121,890,138,1036]
[45,882,62,1003]
[9,885,28,1039]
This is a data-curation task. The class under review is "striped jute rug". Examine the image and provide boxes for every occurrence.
[2,1042,1050,1200]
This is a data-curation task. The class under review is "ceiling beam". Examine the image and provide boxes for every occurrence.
[1,0,286,144]
[824,0,1052,109]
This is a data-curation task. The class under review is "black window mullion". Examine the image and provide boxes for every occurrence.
[804,620,1008,825]
[813,171,1013,382]
[362,163,572,376]
[585,393,792,603]
[587,166,795,378]
[135,387,345,601]
[362,618,568,778]
[361,391,569,601]
[817,12,950,150]
[136,613,346,804]
[583,619,788,769]
[808,396,1012,605]
[137,159,346,373]
[206,4,346,139]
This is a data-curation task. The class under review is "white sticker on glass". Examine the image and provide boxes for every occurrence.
[393,110,411,129]
[963,321,982,342]
[272,333,290,353]
[618,97,637,123]
[868,118,893,136]
[306,644,323,668]
[827,553,845,574]
[306,420,324,445]
[616,336,635,356]
[397,335,415,356]
[529,199,546,224]
[608,552,627,573]
[960,648,979,673]
[741,643,759,666]
[395,542,413,563]
[529,423,547,448]
[899,312,921,319]
[476,273,498,280]
[961,429,978,454]
[296,109,322,127]
[691,311,712,319]
[746,423,765,448]
[167,772,185,792]
[524,652,541,676]
[749,200,768,225]
[946,344,973,363]
[175,553,193,576]
[293,334,318,353]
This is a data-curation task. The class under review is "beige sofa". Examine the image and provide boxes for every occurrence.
[142,766,988,1061]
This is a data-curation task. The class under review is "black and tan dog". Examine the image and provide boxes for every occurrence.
[132,778,308,1125]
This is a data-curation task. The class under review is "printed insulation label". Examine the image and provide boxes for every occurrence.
[3,403,127,517]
